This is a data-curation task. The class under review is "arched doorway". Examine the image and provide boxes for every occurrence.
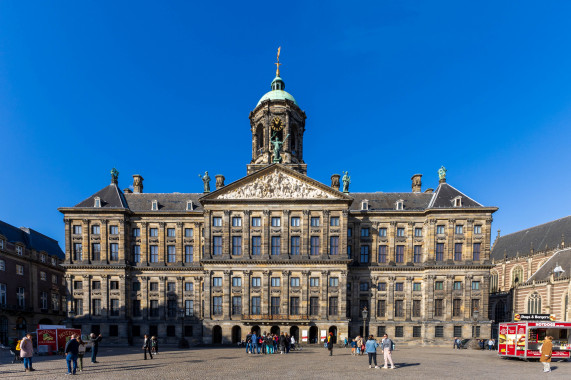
[309,326,318,344]
[329,326,337,344]
[290,326,299,342]
[270,325,280,335]
[38,318,53,326]
[231,326,241,344]
[212,325,222,344]
[251,325,261,335]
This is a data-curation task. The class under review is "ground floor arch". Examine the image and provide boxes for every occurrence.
[290,326,299,342]
[329,326,337,344]
[250,325,261,335]
[231,325,241,344]
[212,325,222,344]
[270,325,280,335]
[309,326,318,344]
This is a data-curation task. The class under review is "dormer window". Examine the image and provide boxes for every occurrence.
[453,196,462,207]
[152,200,158,211]
[94,197,101,208]
[361,199,369,211]
[396,200,404,210]
[186,200,194,211]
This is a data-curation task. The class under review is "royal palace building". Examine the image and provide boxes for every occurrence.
[59,59,498,346]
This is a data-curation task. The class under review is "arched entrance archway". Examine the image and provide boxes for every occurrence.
[309,326,318,344]
[290,326,299,342]
[231,326,241,344]
[270,325,280,335]
[212,325,222,344]
[251,325,261,335]
[329,326,337,344]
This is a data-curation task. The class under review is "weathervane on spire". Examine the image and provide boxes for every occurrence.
[275,46,282,77]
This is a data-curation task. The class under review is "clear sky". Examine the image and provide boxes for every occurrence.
[1,1,571,248]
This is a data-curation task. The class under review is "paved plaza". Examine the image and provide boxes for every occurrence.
[1,345,570,379]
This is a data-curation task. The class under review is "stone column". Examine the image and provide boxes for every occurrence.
[204,271,211,318]
[262,210,270,259]
[282,270,290,315]
[342,210,349,259]
[119,275,126,318]
[243,211,251,258]
[194,222,201,263]
[82,219,90,264]
[140,222,148,265]
[427,219,436,262]
[389,222,397,264]
[223,270,231,319]
[482,274,490,319]
[387,276,395,320]
[424,275,435,320]
[405,276,413,321]
[159,223,166,264]
[407,222,414,264]
[447,219,455,262]
[82,275,90,316]
[464,275,473,320]
[371,223,379,265]
[484,217,493,261]
[64,219,72,263]
[158,276,166,319]
[244,271,251,316]
[322,210,330,257]
[223,211,231,258]
[340,271,347,321]
[445,275,454,321]
[140,276,148,318]
[119,220,126,263]
[101,274,109,318]
[282,210,289,257]
[302,210,310,258]
[466,219,474,261]
[177,222,184,264]
[101,219,109,263]
[204,211,212,258]
[262,270,270,315]
[320,270,328,319]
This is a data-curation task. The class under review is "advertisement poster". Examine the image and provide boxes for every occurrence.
[301,330,308,342]
[498,324,508,354]
[36,329,57,353]
[320,330,327,342]
[506,325,517,356]
[57,329,81,351]
[515,324,526,356]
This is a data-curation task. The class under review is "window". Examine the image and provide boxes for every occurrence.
[167,245,176,262]
[310,217,320,227]
[110,243,119,261]
[270,297,280,315]
[212,217,222,227]
[396,228,404,237]
[394,300,404,317]
[348,246,352,259]
[434,299,443,316]
[212,277,223,287]
[348,227,352,237]
[471,299,480,316]
[0,240,3,250]
[310,236,320,255]
[73,225,82,234]
[132,281,141,291]
[213,236,222,255]
[528,292,541,314]
[40,271,46,281]
[413,326,422,338]
[290,277,300,287]
[251,297,261,314]
[395,245,404,263]
[271,217,281,227]
[454,243,462,261]
[360,246,370,263]
[230,276,242,287]
[185,282,194,291]
[395,282,403,291]
[232,296,242,315]
[133,245,141,262]
[310,297,319,315]
[149,228,158,237]
[251,236,261,255]
[436,225,445,235]
[40,254,46,263]
[110,299,120,316]
[73,298,83,315]
[473,243,481,261]
[378,245,387,263]
[0,283,5,306]
[330,217,339,226]
[40,292,48,309]
[212,296,222,315]
[290,297,300,315]
[16,287,25,307]
[151,200,158,211]
[454,325,462,337]
[232,217,242,227]
[271,236,281,255]
[185,300,194,316]
[377,326,386,337]
[0,260,4,271]
[110,281,119,290]
[472,325,481,338]
[413,283,421,291]
[150,300,159,317]
[251,217,261,227]
[93,197,101,207]
[16,265,23,275]
[377,282,386,291]
[395,326,404,337]
[92,243,101,261]
[378,228,387,237]
[310,278,319,287]
[329,297,338,315]
[435,281,444,290]
[453,197,462,207]
[330,236,339,255]
[184,245,193,263]
[377,300,386,317]
[165,324,176,337]
[251,277,261,287]
[455,225,463,235]
[413,245,421,263]
[149,282,158,291]
[15,246,23,256]
[491,272,499,293]
[186,200,194,211]
[472,281,480,290]
[52,257,57,266]
[290,236,300,255]
[453,281,462,290]
[290,217,300,227]
[512,266,523,285]
[73,243,82,261]
[73,280,83,290]
[329,277,339,287]
[184,228,193,237]
[167,228,175,237]
[359,282,369,291]
[361,228,369,237]
[396,200,403,210]
[413,300,421,317]
[167,282,176,292]
[436,243,444,261]
[93,299,102,316]
[453,299,462,317]
[110,225,119,235]
[270,277,280,287]
[92,225,100,234]
[92,281,101,290]
[435,326,444,338]
[414,227,422,237]
[361,200,369,210]
[474,225,482,234]
[52,274,58,284]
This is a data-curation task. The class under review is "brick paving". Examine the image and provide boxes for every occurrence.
[1,345,570,379]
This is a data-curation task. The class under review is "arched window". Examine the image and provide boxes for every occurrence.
[494,300,507,322]
[490,272,498,293]
[512,266,524,287]
[527,292,541,314]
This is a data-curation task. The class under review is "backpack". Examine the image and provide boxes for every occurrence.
[391,341,395,351]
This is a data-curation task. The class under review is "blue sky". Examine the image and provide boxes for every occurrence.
[1,1,571,247]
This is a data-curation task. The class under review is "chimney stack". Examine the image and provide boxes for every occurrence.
[123,188,132,194]
[215,175,225,190]
[331,174,340,191]
[411,174,422,193]
[133,174,144,193]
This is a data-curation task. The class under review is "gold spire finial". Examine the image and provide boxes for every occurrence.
[275,46,282,77]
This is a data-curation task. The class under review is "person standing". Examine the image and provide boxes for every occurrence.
[327,332,334,356]
[143,335,153,360]
[151,336,159,355]
[540,336,553,373]
[65,334,80,375]
[251,331,259,354]
[365,335,380,369]
[77,337,86,372]
[245,332,252,354]
[381,334,395,369]
[20,333,34,372]
[90,333,102,363]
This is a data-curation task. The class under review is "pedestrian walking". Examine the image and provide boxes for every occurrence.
[279,332,286,354]
[381,334,395,369]
[350,338,357,355]
[365,335,379,369]
[20,333,35,372]
[151,336,159,355]
[327,332,334,356]
[90,333,102,363]
[77,337,86,372]
[540,336,553,373]
[143,334,153,360]
[488,339,494,351]
[65,334,80,375]
[285,333,291,353]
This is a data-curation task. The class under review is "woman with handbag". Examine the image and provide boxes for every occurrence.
[540,336,553,373]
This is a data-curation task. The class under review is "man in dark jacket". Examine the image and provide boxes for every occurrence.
[65,334,80,375]
[90,333,102,363]
[143,335,153,360]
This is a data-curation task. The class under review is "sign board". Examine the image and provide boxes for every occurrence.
[301,330,308,342]
[320,330,327,342]
[514,314,555,322]
[56,329,81,351]
[37,329,57,353]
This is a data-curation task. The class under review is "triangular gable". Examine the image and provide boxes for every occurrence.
[428,182,483,209]
[201,164,352,201]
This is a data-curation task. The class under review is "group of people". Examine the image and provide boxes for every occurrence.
[347,334,395,369]
[245,331,297,354]
[142,335,159,359]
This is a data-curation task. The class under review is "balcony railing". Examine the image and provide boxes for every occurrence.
[241,314,311,321]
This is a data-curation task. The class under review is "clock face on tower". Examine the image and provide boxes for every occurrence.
[271,117,283,131]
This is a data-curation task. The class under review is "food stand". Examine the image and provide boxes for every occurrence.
[498,317,571,360]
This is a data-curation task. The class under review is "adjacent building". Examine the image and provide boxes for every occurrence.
[0,220,66,345]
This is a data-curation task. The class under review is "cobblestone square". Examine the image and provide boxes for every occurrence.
[1,345,570,379]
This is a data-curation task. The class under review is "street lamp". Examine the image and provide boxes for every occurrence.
[362,307,368,337]
[178,308,189,348]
